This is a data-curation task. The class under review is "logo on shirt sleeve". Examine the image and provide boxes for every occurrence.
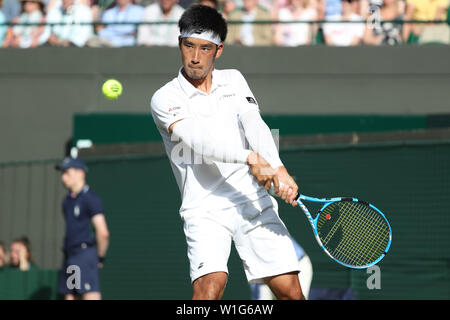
[168,106,182,117]
[246,97,257,105]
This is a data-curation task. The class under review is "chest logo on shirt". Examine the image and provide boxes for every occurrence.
[219,93,236,100]
[74,205,80,218]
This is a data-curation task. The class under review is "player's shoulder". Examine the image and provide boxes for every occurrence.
[215,68,247,84]
[151,77,184,109]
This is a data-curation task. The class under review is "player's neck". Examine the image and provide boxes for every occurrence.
[183,69,213,94]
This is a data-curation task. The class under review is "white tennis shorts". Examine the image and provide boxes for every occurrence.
[180,195,300,284]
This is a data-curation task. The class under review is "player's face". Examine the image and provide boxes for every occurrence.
[179,37,223,81]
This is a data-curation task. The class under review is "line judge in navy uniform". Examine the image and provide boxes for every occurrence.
[55,157,110,300]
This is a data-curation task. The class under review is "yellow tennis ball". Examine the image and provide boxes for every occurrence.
[102,79,122,100]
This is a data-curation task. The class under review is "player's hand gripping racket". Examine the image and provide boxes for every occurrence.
[296,194,392,268]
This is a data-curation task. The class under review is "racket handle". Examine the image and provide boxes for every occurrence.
[269,183,276,194]
[269,181,286,194]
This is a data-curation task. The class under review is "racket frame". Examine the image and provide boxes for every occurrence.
[297,194,392,269]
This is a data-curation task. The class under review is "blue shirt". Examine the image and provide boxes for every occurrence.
[98,4,144,47]
[62,185,104,252]
[0,12,6,44]
[2,0,21,22]
[325,0,342,18]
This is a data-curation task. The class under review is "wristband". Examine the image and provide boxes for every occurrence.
[99,256,105,264]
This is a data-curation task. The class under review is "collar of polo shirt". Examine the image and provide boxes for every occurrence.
[178,67,227,97]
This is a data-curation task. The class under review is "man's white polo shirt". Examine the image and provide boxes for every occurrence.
[151,68,267,213]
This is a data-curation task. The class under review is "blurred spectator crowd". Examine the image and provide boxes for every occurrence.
[0,0,449,48]
[0,237,37,271]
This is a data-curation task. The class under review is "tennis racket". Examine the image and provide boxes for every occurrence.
[296,194,392,269]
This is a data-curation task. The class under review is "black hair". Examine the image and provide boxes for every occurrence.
[178,4,227,43]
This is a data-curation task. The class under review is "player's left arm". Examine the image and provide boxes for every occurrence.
[234,70,298,205]
[91,214,110,267]
[240,110,298,206]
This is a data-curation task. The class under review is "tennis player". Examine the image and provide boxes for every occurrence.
[151,5,303,300]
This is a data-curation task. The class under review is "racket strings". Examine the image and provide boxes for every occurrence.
[335,203,382,263]
[317,201,390,267]
[335,203,387,265]
[338,203,389,266]
[342,204,389,265]
[360,206,390,259]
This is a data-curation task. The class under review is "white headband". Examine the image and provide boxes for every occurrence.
[180,30,222,46]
